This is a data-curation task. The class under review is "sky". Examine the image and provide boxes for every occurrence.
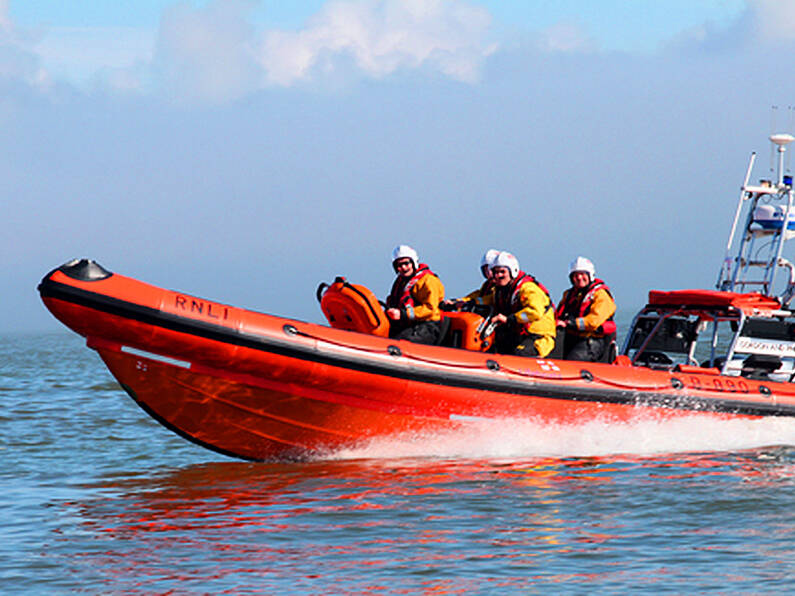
[5,0,795,334]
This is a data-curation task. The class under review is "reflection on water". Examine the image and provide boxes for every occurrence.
[47,450,795,593]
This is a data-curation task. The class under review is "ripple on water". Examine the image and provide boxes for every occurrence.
[1,333,794,593]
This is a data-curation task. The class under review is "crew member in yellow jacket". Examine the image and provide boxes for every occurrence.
[485,252,556,357]
[555,256,617,362]
[385,244,445,344]
[442,248,500,311]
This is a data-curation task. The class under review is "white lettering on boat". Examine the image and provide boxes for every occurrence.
[735,337,795,357]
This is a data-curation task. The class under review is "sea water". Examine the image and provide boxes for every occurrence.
[1,331,793,594]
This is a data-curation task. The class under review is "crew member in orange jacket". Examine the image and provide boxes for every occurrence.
[385,245,445,344]
[556,256,617,362]
[487,252,556,357]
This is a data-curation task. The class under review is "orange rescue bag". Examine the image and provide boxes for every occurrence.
[318,277,390,337]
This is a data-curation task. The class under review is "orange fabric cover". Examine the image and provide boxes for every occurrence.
[648,290,780,314]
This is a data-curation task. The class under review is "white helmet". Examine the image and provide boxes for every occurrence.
[392,244,419,269]
[480,248,500,278]
[491,251,520,278]
[569,256,596,280]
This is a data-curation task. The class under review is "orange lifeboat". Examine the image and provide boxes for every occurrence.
[38,259,795,462]
[35,133,795,461]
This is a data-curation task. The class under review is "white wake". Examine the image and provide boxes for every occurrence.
[330,415,795,460]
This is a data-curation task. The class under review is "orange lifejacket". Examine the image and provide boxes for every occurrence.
[386,264,437,310]
[555,278,617,337]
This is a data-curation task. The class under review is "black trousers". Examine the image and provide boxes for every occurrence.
[392,320,441,345]
[563,334,608,362]
[494,327,542,357]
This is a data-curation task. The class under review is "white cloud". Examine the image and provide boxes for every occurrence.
[259,0,495,87]
[8,0,794,105]
[748,0,795,43]
[536,22,597,53]
[32,26,153,91]
[0,0,10,32]
[153,0,261,103]
[0,0,50,90]
[0,0,497,104]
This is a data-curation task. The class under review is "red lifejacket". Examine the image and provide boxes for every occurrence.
[387,264,437,310]
[555,278,617,337]
[494,271,553,334]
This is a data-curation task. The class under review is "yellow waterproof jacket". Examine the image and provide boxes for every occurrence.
[557,285,616,337]
[387,265,445,322]
[481,274,556,356]
[408,274,445,322]
[460,280,493,305]
[508,279,556,353]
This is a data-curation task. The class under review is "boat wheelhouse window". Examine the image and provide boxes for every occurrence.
[740,318,795,341]
[625,315,699,368]
[628,316,697,353]
[693,318,736,368]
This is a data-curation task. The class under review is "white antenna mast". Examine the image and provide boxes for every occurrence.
[770,133,794,185]
[717,130,795,300]
[787,105,795,173]
[770,105,779,178]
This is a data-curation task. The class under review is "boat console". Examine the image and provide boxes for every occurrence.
[623,295,795,382]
